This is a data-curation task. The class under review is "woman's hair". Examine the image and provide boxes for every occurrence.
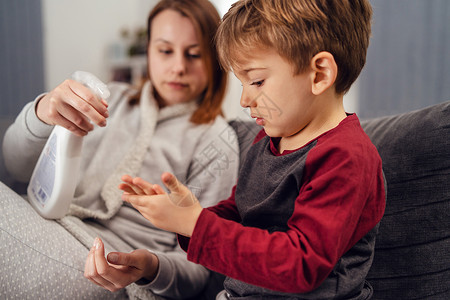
[216,0,372,95]
[140,0,227,124]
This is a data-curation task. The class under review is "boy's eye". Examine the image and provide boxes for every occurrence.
[250,80,264,87]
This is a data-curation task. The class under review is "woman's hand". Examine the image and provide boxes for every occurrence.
[84,238,159,292]
[36,79,109,136]
[119,172,203,237]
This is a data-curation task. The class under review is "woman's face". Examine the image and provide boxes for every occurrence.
[148,9,208,107]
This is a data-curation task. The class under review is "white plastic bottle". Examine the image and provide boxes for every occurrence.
[27,71,110,219]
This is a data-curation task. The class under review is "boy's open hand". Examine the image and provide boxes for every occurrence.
[119,172,203,237]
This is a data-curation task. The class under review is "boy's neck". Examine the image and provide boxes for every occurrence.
[278,94,346,153]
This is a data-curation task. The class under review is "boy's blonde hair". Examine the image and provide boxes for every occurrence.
[216,0,372,94]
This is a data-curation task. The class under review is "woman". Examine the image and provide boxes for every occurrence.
[1,0,238,299]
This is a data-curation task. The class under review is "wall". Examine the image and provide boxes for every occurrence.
[41,0,358,120]
[42,0,156,89]
[41,0,245,119]
[359,0,450,118]
[0,0,360,188]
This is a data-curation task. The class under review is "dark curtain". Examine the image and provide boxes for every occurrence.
[0,0,44,188]
[0,0,45,118]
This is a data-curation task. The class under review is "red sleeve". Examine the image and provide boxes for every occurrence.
[184,138,385,293]
[178,185,241,251]
[205,185,241,222]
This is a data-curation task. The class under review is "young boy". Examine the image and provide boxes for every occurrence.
[119,0,386,298]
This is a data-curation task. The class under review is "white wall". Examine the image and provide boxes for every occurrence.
[42,0,157,89]
[42,0,358,120]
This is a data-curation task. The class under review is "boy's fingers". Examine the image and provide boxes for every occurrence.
[129,184,145,195]
[133,177,158,195]
[120,176,159,196]
[161,172,186,193]
[118,183,137,194]
[152,184,166,195]
[122,194,147,206]
[161,172,197,206]
[121,174,134,183]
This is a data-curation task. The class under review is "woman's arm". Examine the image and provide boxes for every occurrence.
[3,78,109,182]
[3,99,53,181]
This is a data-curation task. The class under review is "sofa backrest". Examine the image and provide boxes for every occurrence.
[361,100,450,299]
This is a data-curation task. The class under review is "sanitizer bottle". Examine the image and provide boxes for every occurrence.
[27,71,110,219]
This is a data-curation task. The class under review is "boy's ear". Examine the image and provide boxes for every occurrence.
[310,51,338,95]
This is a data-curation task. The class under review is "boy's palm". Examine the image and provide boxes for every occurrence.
[119,173,198,207]
[161,172,198,207]
[119,173,203,237]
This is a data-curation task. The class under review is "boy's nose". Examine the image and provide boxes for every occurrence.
[240,89,256,108]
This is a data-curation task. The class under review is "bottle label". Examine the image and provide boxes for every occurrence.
[29,133,57,206]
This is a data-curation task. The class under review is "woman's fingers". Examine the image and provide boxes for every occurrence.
[66,79,109,124]
[67,79,109,116]
[84,243,116,291]
[85,238,122,292]
[36,79,109,135]
[46,99,93,135]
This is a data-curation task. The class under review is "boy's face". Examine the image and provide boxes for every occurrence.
[234,49,317,140]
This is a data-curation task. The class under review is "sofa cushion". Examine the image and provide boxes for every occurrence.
[361,101,450,299]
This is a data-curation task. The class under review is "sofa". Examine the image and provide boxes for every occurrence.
[361,101,450,299]
[230,100,450,300]
[1,101,449,299]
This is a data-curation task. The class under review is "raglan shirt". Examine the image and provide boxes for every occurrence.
[179,114,386,299]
